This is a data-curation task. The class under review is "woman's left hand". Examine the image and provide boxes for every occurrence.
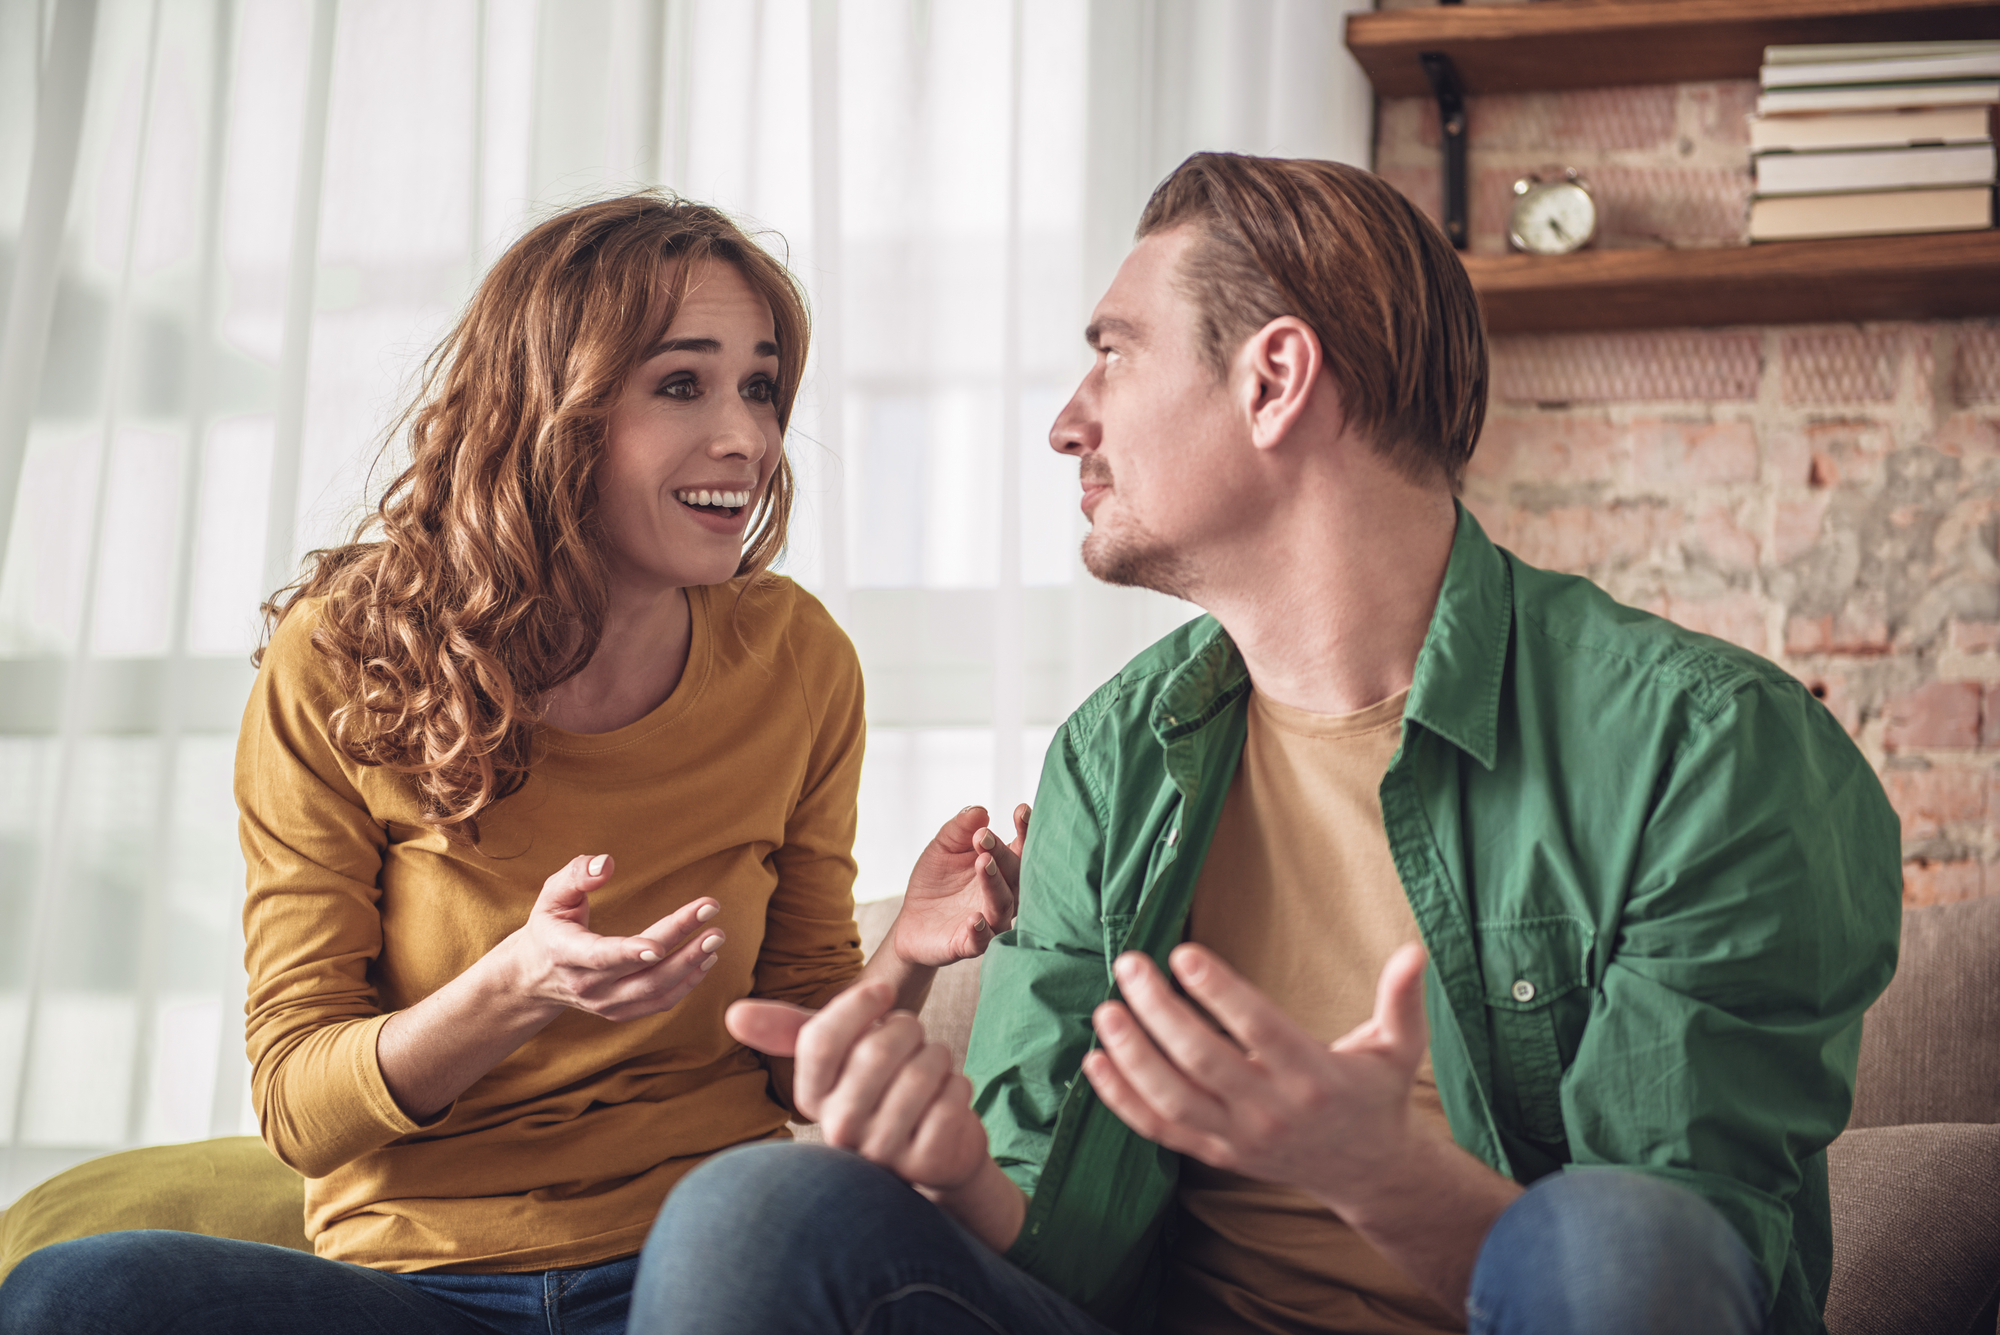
[890,804,1030,967]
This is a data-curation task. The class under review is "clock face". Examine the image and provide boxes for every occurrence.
[1509,181,1596,256]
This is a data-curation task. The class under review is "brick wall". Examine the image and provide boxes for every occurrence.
[1375,81,2000,906]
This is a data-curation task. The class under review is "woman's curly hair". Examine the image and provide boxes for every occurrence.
[258,193,809,846]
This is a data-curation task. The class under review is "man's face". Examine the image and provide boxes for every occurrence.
[1049,227,1252,598]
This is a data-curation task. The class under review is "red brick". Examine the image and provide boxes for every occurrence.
[1771,496,1831,564]
[1466,415,1617,488]
[1781,328,1900,405]
[1494,500,1679,573]
[1491,331,1761,404]
[1882,681,1983,752]
[1688,503,1760,570]
[1659,592,1768,654]
[1950,620,2000,654]
[1902,858,1987,906]
[1470,86,1679,153]
[1879,764,1989,840]
[1985,684,2000,750]
[1622,420,1759,487]
[1687,81,1759,146]
[1590,165,1751,249]
[1954,323,2000,406]
[1784,610,1890,657]
[1932,413,2000,462]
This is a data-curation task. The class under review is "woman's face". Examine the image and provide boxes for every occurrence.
[596,260,785,595]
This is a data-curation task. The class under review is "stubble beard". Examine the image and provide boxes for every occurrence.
[1081,518,1197,602]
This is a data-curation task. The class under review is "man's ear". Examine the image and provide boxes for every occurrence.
[1239,316,1330,453]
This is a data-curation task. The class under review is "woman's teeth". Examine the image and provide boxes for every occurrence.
[674,489,750,509]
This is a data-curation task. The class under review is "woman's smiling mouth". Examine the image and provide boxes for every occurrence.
[674,487,753,517]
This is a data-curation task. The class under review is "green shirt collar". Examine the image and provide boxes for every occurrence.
[1149,502,1511,781]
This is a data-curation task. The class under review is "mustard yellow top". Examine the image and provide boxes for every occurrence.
[236,576,866,1273]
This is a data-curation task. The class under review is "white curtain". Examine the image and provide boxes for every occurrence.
[0,0,1368,1202]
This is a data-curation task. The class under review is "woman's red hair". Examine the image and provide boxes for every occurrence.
[259,193,810,845]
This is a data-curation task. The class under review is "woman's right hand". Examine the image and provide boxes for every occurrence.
[506,853,725,1022]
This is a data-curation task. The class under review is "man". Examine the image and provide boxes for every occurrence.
[635,154,1901,1335]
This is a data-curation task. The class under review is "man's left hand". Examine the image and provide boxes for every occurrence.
[1082,940,1429,1215]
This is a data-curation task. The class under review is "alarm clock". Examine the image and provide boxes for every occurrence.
[1508,169,1597,256]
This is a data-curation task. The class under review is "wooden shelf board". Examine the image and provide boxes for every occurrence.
[1466,229,2000,333]
[1347,0,2000,98]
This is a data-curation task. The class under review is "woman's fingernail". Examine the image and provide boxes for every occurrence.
[700,954,719,970]
[959,805,975,814]
[586,854,608,877]
[696,904,720,922]
[701,934,723,953]
[639,950,660,962]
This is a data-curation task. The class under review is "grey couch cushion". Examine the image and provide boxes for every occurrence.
[1825,1123,2000,1335]
[1850,897,2000,1130]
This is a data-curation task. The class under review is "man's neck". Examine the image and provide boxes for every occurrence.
[1197,473,1458,719]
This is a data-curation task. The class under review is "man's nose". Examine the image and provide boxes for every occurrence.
[1049,388,1098,457]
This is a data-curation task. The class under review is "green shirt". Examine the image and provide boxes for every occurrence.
[965,505,1901,1335]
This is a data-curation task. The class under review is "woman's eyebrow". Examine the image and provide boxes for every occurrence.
[645,337,781,358]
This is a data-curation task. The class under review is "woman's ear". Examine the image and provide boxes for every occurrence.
[1240,315,1329,453]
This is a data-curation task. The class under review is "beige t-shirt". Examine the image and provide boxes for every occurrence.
[1161,687,1463,1335]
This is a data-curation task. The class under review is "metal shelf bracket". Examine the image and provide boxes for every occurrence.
[1419,51,1468,251]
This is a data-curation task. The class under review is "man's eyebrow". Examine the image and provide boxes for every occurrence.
[1084,317,1142,350]
[643,337,781,359]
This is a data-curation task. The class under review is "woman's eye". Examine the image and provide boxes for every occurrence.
[744,378,776,404]
[659,376,698,400]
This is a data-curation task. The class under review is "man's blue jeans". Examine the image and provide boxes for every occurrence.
[631,1143,1768,1335]
[0,1143,1766,1334]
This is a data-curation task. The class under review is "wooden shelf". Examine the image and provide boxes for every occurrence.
[1346,0,2000,98]
[1467,229,2000,333]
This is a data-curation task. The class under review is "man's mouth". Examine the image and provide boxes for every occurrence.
[674,488,753,517]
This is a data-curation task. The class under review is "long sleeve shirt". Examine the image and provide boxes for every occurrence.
[965,504,1902,1335]
[236,576,865,1272]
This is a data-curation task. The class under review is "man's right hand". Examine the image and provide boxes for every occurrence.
[729,983,992,1193]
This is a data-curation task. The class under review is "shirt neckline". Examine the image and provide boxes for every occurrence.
[537,585,716,755]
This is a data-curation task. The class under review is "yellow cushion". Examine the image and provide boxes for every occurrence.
[0,1137,309,1283]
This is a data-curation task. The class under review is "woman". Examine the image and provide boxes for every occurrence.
[0,194,1022,1334]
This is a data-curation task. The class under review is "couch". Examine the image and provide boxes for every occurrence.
[4,894,1995,1333]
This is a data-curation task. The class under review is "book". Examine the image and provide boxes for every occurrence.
[1764,41,2000,66]
[1755,143,1997,196]
[1750,106,1994,153]
[1761,50,2000,89]
[1757,82,2000,116]
[1749,186,1993,241]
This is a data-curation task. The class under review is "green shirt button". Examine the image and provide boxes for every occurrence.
[1511,979,1536,1003]
[1165,828,1178,847]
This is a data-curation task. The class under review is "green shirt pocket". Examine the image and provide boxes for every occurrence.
[1477,916,1594,1146]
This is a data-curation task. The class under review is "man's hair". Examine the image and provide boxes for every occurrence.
[1136,153,1488,492]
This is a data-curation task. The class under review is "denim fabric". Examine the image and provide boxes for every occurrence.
[631,1143,1115,1335]
[1468,1169,1768,1335]
[0,1228,636,1335]
[635,1143,1770,1335]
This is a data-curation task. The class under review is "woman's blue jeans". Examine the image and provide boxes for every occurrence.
[0,1143,1766,1334]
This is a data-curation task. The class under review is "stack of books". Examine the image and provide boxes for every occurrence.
[1748,41,1997,242]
